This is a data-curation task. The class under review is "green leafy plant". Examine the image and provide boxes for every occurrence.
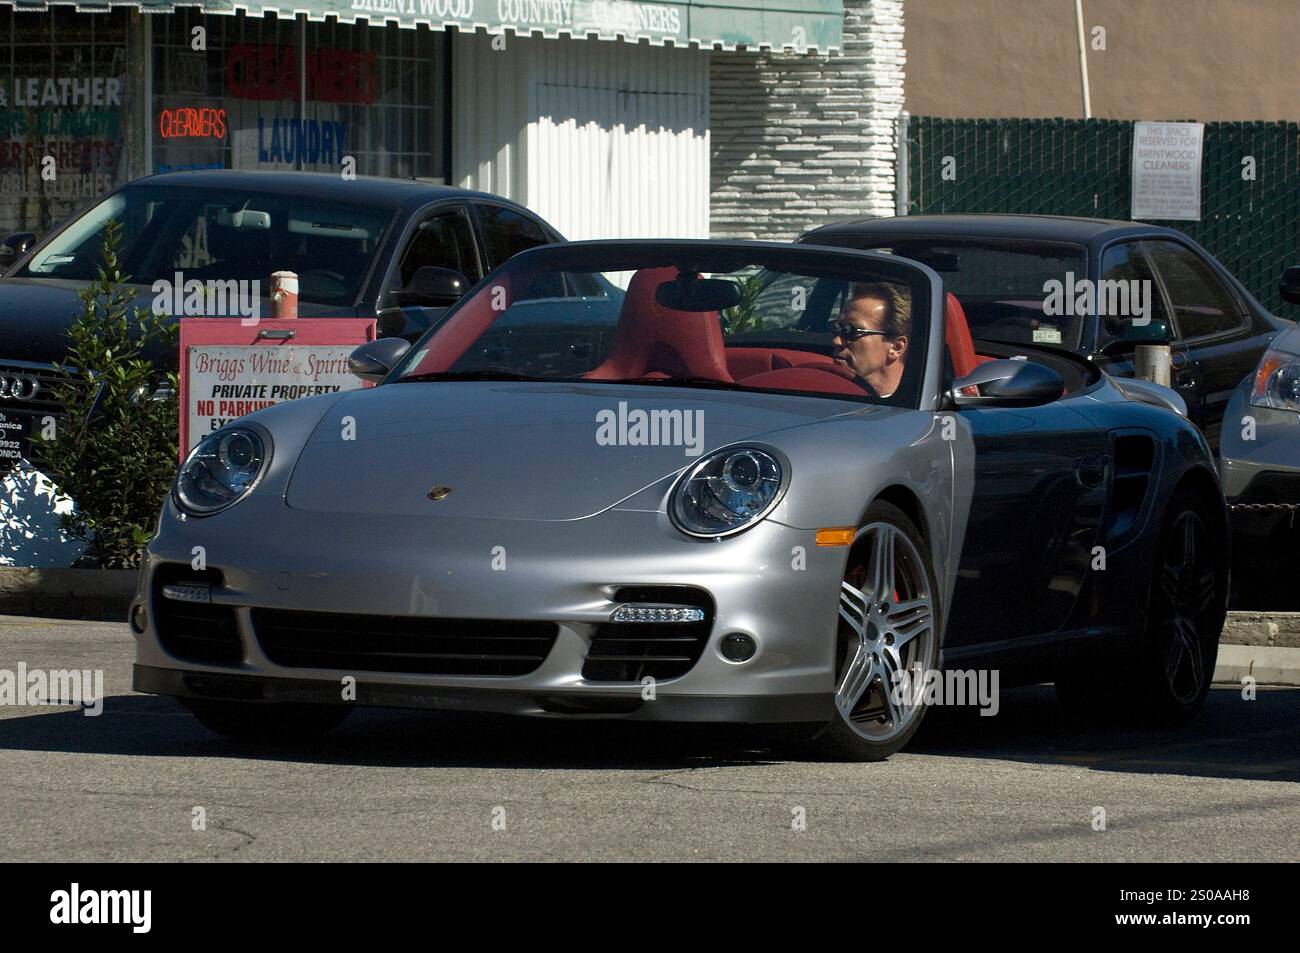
[720,272,767,334]
[33,220,180,569]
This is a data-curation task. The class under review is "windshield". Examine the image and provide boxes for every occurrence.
[850,238,1088,349]
[395,244,931,407]
[20,184,394,306]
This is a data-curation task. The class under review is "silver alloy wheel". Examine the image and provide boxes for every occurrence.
[835,521,936,743]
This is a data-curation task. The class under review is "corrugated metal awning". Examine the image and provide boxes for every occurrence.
[3,0,845,52]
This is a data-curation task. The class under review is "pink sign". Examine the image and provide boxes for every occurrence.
[179,317,377,458]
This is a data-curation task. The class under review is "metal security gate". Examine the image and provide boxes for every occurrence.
[905,117,1300,313]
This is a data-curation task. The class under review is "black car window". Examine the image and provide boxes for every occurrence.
[1094,242,1169,348]
[398,207,482,289]
[476,205,551,267]
[1140,239,1244,340]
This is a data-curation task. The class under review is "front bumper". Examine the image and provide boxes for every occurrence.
[132,496,850,724]
[133,664,835,723]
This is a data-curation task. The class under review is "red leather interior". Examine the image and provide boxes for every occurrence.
[738,363,868,396]
[725,347,833,380]
[945,292,981,379]
[584,267,733,381]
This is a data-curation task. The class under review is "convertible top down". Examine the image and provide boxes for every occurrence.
[133,240,1229,759]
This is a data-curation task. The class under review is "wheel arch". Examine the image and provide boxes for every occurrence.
[1169,463,1231,548]
[870,484,929,546]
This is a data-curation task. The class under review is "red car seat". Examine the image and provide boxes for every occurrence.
[585,267,733,382]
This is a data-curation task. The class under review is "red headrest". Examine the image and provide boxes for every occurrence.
[944,292,979,379]
[584,267,733,382]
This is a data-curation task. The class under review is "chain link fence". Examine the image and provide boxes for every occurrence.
[905,117,1300,314]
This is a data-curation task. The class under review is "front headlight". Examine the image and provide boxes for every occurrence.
[174,427,269,516]
[670,446,786,538]
[1250,348,1300,412]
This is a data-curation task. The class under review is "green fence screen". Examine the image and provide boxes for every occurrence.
[907,117,1300,314]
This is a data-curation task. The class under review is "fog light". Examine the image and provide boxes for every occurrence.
[162,583,211,603]
[129,603,147,633]
[719,632,757,662]
[611,604,705,624]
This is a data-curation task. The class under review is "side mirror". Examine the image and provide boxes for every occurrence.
[0,231,36,269]
[396,266,468,307]
[1098,317,1171,356]
[949,359,1064,408]
[1280,265,1300,305]
[348,337,412,384]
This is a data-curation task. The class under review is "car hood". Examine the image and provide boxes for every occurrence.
[284,380,870,520]
[0,278,107,365]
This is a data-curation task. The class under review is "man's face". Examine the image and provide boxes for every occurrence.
[832,295,896,380]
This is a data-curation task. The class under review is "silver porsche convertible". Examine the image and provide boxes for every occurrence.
[132,241,1229,760]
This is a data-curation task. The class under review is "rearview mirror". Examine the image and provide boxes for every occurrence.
[397,266,468,307]
[0,231,36,269]
[1098,317,1171,356]
[655,277,741,312]
[349,337,412,384]
[949,359,1064,408]
[1280,265,1300,305]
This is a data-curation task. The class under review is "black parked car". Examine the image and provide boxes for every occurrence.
[0,169,618,468]
[801,214,1290,451]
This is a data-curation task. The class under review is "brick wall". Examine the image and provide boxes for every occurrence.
[709,0,905,241]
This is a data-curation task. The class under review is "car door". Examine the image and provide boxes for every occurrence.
[1140,238,1262,451]
[943,400,1110,652]
[377,204,483,341]
[1089,239,1204,425]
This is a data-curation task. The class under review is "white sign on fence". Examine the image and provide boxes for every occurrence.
[1131,121,1204,221]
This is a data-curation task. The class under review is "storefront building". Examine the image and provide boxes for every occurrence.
[0,0,848,246]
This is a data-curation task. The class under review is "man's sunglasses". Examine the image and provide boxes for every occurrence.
[828,321,890,342]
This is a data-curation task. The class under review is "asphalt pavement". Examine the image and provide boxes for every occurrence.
[2,615,1297,862]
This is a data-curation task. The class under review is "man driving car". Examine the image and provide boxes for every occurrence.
[830,281,911,398]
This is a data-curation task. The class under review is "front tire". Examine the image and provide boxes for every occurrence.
[181,698,351,743]
[813,500,940,761]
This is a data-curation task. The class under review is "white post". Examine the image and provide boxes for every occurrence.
[1075,0,1093,119]
[1134,344,1171,387]
[895,111,910,217]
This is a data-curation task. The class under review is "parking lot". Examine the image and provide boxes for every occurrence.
[3,614,1297,863]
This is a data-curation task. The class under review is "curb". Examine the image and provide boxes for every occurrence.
[0,568,136,621]
[1221,611,1300,648]
[1212,644,1300,688]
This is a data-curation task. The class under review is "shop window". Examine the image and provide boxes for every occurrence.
[0,8,131,237]
[151,11,444,181]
